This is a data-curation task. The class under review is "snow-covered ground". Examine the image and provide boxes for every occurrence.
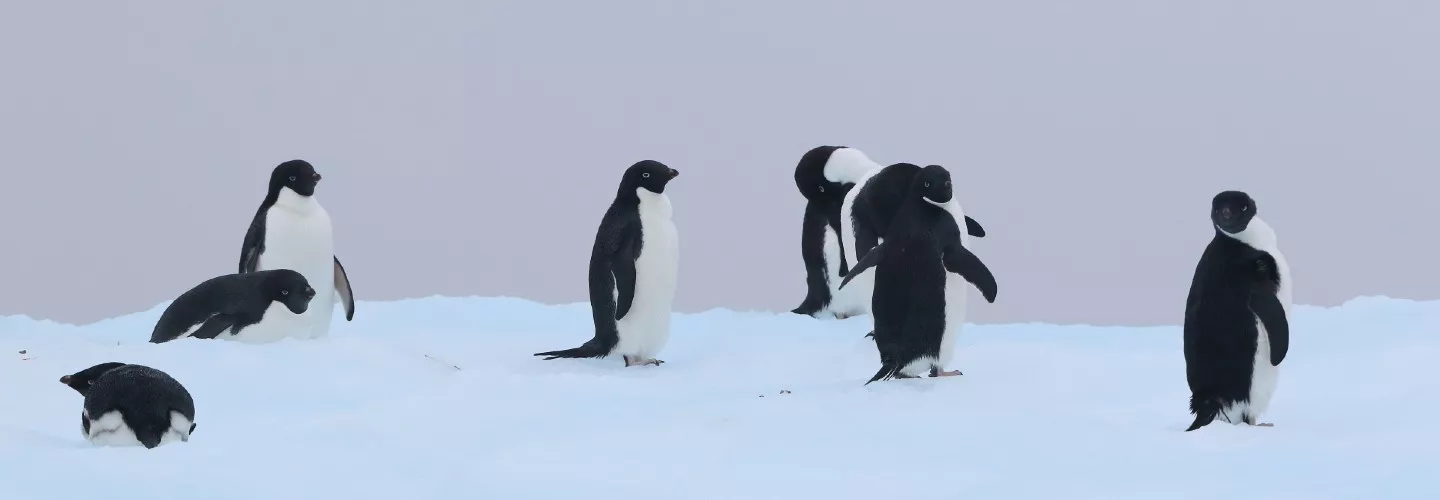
[1,296,1435,500]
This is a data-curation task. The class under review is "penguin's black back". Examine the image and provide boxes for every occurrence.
[84,364,195,448]
[866,195,963,380]
[149,272,275,343]
[849,163,923,261]
[1183,232,1270,415]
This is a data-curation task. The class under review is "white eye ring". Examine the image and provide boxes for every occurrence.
[1242,206,1248,211]
[289,176,296,181]
[281,290,289,295]
[642,173,650,178]
[924,181,931,188]
[818,186,825,192]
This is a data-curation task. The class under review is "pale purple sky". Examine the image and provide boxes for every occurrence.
[2,1,1437,326]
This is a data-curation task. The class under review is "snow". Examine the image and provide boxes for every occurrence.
[1,295,1436,500]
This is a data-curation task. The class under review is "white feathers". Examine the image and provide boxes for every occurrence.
[82,410,192,448]
[611,187,680,360]
[255,187,339,341]
[823,147,881,185]
[1217,215,1291,424]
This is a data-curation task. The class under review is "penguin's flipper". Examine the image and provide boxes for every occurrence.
[964,216,986,238]
[941,244,998,303]
[611,233,639,321]
[189,314,238,340]
[1250,289,1289,366]
[333,256,355,321]
[239,209,266,274]
[839,241,885,290]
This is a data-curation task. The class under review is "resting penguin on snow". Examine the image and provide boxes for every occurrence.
[790,145,884,319]
[239,159,356,340]
[149,269,317,343]
[1183,190,1291,431]
[535,160,681,367]
[60,362,196,449]
[838,162,987,323]
[838,165,998,384]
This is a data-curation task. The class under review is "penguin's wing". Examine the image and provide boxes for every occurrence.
[964,216,986,238]
[1248,254,1288,365]
[239,208,267,273]
[611,229,640,320]
[188,314,238,340]
[333,256,355,321]
[942,242,998,303]
[838,240,884,290]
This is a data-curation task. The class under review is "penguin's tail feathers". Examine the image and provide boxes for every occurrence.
[533,340,611,360]
[865,363,903,385]
[1185,396,1220,432]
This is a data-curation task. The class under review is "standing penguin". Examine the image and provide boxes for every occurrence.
[60,362,196,449]
[239,159,356,340]
[1183,190,1291,431]
[837,162,987,320]
[791,145,883,319]
[838,165,998,384]
[149,269,317,344]
[534,160,681,367]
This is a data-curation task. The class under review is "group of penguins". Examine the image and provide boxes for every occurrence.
[56,145,1292,450]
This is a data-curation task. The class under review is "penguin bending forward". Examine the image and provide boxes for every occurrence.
[535,160,681,367]
[1183,190,1291,431]
[150,269,317,344]
[60,362,196,449]
[838,165,998,384]
[791,145,882,319]
[838,162,987,321]
[239,159,355,340]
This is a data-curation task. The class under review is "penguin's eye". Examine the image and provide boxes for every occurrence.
[924,181,931,188]
[642,173,651,178]
[87,380,94,386]
[289,176,296,182]
[1242,206,1248,212]
[281,290,289,296]
[818,185,825,192]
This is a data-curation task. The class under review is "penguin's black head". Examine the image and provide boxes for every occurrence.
[620,160,679,195]
[270,160,322,197]
[912,165,954,205]
[794,156,850,204]
[263,269,316,314]
[59,362,128,397]
[1211,190,1257,234]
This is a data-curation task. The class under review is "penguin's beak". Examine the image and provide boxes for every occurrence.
[668,169,679,178]
[313,173,322,181]
[59,376,71,384]
[1220,207,1233,220]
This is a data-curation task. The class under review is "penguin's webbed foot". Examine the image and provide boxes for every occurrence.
[623,355,664,367]
[929,368,963,377]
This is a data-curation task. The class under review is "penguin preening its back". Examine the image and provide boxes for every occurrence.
[791,145,880,319]
[837,162,988,321]
[60,362,196,449]
[839,165,998,384]
[239,159,355,341]
[535,160,681,367]
[1183,190,1291,431]
[150,269,317,344]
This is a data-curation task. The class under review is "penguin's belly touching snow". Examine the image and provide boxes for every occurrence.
[231,302,309,344]
[613,194,679,360]
[258,204,336,339]
[83,410,192,448]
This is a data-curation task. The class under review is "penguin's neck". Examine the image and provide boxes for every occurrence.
[634,187,673,220]
[273,187,322,213]
[923,196,966,222]
[1220,216,1279,253]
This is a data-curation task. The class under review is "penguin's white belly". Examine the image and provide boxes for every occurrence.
[83,410,192,448]
[614,195,679,360]
[823,224,868,317]
[1221,257,1291,424]
[258,204,336,339]
[229,302,308,344]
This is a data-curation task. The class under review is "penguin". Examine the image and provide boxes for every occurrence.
[149,269,317,344]
[790,145,884,319]
[239,159,356,340]
[837,162,988,320]
[1183,190,1291,431]
[838,165,998,384]
[59,362,196,449]
[534,160,681,367]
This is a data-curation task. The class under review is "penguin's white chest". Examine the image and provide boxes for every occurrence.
[257,193,336,339]
[936,230,972,368]
[613,190,679,359]
[229,302,308,344]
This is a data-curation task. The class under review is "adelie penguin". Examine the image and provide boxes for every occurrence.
[239,159,356,340]
[535,160,680,367]
[149,269,317,344]
[838,162,987,322]
[1183,190,1291,431]
[60,362,197,449]
[790,145,883,319]
[838,165,998,384]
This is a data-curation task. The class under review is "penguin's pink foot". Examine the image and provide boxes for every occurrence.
[929,368,963,377]
[834,312,852,320]
[1254,422,1274,427]
[623,356,664,367]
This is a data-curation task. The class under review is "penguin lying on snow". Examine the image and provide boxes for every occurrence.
[839,165,998,384]
[535,160,681,367]
[1183,190,1291,431]
[790,145,878,319]
[837,162,988,321]
[149,269,317,344]
[60,362,196,449]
